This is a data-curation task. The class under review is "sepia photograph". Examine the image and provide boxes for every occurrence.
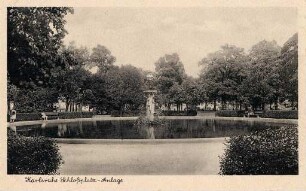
[6,6,299,177]
[3,2,305,190]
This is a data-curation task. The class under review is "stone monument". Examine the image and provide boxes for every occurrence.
[144,73,157,121]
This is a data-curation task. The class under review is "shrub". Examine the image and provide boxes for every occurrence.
[110,110,140,117]
[215,110,245,117]
[215,110,298,119]
[58,112,95,119]
[7,130,63,174]
[262,110,298,119]
[162,110,197,116]
[219,126,298,175]
[15,113,42,121]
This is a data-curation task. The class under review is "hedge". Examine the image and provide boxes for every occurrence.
[8,112,95,122]
[110,110,140,117]
[219,126,298,175]
[215,110,245,117]
[216,110,298,119]
[58,112,95,119]
[262,110,298,119]
[110,110,198,117]
[162,110,197,116]
[14,113,42,121]
[7,130,63,174]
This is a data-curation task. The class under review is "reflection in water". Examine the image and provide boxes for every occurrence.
[146,126,155,139]
[137,125,155,139]
[57,124,67,137]
[41,121,47,129]
[9,123,17,134]
[13,119,294,139]
[78,121,84,136]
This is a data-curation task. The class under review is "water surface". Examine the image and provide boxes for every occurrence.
[11,119,293,139]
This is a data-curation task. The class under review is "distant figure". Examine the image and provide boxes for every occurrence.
[10,110,16,123]
[41,112,48,121]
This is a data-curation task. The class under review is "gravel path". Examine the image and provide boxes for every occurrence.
[58,138,226,175]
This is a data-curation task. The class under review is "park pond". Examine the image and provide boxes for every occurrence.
[8,118,297,175]
[9,118,296,139]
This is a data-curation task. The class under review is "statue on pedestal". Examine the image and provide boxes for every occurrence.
[144,73,157,121]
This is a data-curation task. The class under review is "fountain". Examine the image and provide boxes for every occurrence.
[144,73,157,121]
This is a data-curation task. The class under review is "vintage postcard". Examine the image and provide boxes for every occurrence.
[1,0,306,190]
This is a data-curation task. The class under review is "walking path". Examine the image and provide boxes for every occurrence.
[58,138,226,175]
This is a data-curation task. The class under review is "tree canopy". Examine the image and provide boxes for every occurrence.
[199,44,249,109]
[8,7,73,87]
[7,8,298,113]
[155,53,187,108]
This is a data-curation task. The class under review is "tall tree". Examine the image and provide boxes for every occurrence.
[199,44,248,110]
[8,7,73,87]
[279,33,298,109]
[168,82,185,111]
[54,43,91,111]
[181,77,204,110]
[103,65,145,114]
[242,40,281,110]
[155,53,186,108]
[90,45,116,73]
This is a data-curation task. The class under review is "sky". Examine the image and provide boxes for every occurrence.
[63,7,297,77]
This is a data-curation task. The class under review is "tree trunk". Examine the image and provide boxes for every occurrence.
[274,101,278,110]
[65,99,70,112]
[120,105,123,116]
[221,100,226,110]
[213,99,217,111]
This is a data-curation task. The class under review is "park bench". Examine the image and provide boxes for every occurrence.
[41,112,59,120]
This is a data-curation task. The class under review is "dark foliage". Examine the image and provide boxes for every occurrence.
[7,130,63,174]
[58,112,95,119]
[8,7,73,88]
[215,110,297,119]
[13,113,42,121]
[219,126,298,175]
[262,110,298,119]
[162,110,197,116]
[110,110,141,117]
[215,110,245,117]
